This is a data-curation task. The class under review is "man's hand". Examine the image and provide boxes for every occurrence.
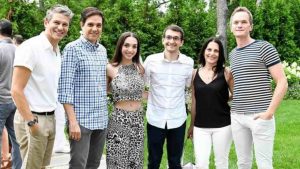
[29,124,40,136]
[253,112,273,120]
[69,121,81,141]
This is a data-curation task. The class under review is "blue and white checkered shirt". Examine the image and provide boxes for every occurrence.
[58,36,108,130]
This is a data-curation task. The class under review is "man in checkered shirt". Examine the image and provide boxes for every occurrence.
[58,7,108,169]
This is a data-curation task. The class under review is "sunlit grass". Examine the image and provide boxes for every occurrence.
[143,100,300,169]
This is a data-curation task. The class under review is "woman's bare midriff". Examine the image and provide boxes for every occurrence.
[115,100,142,112]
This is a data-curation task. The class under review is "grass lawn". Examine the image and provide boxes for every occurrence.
[142,100,300,169]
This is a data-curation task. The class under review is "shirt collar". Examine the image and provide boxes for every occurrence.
[80,36,99,50]
[0,38,13,44]
[40,32,60,53]
[160,52,188,64]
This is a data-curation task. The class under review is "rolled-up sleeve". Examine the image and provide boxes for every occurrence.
[58,45,78,104]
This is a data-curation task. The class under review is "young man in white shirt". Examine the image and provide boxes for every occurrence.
[144,24,194,169]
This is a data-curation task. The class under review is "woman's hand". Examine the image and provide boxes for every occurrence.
[187,125,194,139]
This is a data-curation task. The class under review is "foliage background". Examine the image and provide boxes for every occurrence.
[0,0,299,63]
[1,0,299,98]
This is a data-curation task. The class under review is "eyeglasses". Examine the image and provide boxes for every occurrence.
[164,35,181,41]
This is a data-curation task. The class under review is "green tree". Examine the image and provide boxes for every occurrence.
[0,0,44,39]
[254,0,300,62]
[164,0,215,61]
[1,0,298,63]
[100,0,164,59]
[227,0,300,63]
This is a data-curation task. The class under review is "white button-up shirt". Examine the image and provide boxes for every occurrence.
[144,52,194,129]
[14,32,61,112]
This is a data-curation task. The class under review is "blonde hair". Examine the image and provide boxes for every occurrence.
[230,7,253,26]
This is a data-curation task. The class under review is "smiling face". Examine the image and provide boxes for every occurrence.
[204,41,220,66]
[230,11,253,38]
[162,29,183,53]
[44,13,70,45]
[81,15,103,44]
[121,36,138,62]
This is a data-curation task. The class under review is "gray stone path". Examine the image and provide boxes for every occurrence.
[47,150,106,169]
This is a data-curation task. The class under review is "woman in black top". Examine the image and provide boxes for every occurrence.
[187,37,234,169]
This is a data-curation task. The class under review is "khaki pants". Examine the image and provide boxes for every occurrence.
[14,110,55,169]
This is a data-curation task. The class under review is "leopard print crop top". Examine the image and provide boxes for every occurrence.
[111,64,144,102]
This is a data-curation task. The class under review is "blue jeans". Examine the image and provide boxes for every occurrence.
[147,122,186,169]
[0,102,22,169]
[69,125,107,169]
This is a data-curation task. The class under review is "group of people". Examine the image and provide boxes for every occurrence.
[0,4,288,169]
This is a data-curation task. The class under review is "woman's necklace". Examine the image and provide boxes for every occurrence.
[200,67,215,82]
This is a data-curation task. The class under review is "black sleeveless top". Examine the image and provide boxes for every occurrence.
[194,68,231,128]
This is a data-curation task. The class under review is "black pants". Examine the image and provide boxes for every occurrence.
[147,122,186,169]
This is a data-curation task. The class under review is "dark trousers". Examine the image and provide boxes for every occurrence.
[147,122,186,169]
[69,125,107,169]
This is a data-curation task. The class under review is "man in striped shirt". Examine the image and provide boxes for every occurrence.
[229,7,288,169]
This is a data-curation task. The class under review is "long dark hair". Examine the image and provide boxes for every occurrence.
[111,32,144,73]
[198,37,225,74]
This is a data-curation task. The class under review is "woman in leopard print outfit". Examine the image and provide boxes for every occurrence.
[106,32,145,169]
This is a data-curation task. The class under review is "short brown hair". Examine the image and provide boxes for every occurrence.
[80,7,104,25]
[163,24,184,41]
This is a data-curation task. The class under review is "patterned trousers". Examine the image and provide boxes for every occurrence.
[106,107,144,169]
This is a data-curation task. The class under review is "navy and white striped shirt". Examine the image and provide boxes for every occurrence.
[58,36,108,130]
[229,40,280,113]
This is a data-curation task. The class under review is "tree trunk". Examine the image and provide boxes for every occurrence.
[216,0,228,58]
[256,0,262,6]
[144,0,150,18]
[6,0,14,20]
[39,0,44,10]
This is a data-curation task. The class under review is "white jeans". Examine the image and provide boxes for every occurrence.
[231,113,275,169]
[193,125,232,169]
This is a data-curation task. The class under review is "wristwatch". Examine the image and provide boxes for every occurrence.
[27,118,38,127]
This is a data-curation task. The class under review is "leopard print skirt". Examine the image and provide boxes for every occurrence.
[106,107,144,169]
